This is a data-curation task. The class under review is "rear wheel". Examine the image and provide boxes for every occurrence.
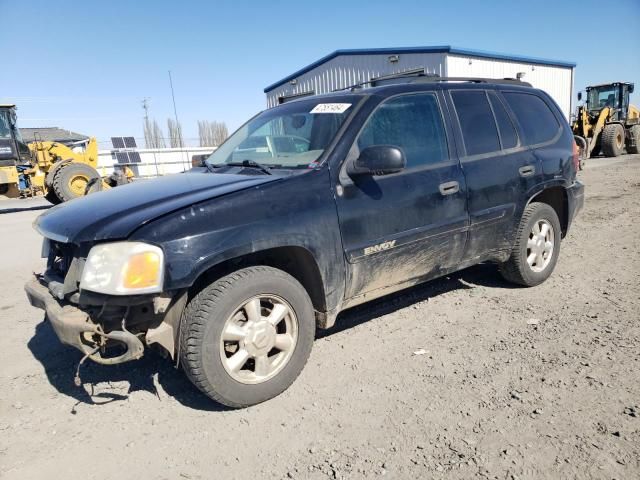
[52,163,101,202]
[627,125,640,154]
[499,202,561,287]
[601,123,625,157]
[180,266,315,408]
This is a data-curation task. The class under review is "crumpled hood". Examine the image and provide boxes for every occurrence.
[35,171,278,244]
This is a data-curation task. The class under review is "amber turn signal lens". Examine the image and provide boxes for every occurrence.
[122,252,161,289]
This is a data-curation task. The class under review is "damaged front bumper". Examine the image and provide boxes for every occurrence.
[25,278,145,365]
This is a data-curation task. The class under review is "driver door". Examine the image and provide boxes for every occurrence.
[334,92,468,300]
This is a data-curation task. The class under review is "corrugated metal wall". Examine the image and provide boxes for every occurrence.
[265,53,446,108]
[446,55,573,119]
[265,52,574,120]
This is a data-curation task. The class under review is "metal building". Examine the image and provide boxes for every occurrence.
[264,46,576,119]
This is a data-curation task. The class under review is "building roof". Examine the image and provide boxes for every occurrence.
[19,127,89,144]
[264,45,577,93]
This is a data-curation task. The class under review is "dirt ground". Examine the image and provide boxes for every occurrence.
[1,155,638,480]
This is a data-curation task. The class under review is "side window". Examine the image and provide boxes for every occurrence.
[451,91,500,156]
[357,93,448,168]
[488,92,518,149]
[503,92,560,145]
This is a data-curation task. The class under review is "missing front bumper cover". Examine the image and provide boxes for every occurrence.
[24,278,144,365]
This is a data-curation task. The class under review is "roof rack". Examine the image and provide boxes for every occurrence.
[334,69,531,92]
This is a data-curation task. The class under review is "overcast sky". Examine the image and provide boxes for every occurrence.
[2,0,638,147]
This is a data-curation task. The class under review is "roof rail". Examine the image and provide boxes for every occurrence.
[411,76,532,87]
[333,68,430,92]
[334,70,532,92]
[371,74,532,87]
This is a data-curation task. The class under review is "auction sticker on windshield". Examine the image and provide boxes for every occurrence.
[310,103,351,114]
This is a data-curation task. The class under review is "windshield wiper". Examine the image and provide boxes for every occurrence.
[204,162,224,173]
[226,160,273,175]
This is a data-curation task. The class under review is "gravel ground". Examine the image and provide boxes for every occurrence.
[1,155,639,480]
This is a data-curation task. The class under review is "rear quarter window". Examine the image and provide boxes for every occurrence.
[488,91,518,149]
[503,92,560,145]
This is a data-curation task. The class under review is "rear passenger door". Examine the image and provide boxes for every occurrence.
[448,89,542,260]
[335,91,468,300]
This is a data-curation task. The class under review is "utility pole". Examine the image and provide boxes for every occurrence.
[142,97,150,121]
[141,97,159,174]
[168,70,188,168]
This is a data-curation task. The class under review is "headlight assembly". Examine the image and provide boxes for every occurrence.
[80,242,164,295]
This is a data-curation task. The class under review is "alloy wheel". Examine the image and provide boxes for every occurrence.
[220,295,298,384]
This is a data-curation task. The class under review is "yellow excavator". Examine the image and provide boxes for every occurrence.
[572,82,640,164]
[0,104,131,204]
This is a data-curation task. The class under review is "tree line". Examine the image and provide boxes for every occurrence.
[144,118,229,148]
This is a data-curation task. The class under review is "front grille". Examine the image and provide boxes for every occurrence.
[47,241,75,279]
[44,240,85,300]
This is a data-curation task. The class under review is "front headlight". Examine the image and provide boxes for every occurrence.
[80,242,164,295]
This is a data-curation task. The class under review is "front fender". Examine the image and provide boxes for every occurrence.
[163,234,325,290]
[130,169,346,313]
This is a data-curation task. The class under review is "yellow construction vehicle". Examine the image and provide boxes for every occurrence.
[28,136,102,204]
[572,82,640,164]
[0,104,131,204]
[0,104,31,198]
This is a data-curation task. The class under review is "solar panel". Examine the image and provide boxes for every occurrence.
[115,152,129,164]
[111,137,125,149]
[124,137,137,148]
[128,151,141,163]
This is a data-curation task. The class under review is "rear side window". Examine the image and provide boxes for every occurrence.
[488,92,518,149]
[357,93,448,168]
[451,91,500,156]
[503,92,560,145]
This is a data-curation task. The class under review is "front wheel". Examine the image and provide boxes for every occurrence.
[499,202,561,287]
[179,266,315,408]
[601,123,625,157]
[52,162,101,202]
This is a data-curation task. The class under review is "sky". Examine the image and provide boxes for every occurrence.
[1,0,639,148]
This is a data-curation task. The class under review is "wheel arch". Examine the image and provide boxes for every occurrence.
[527,186,568,237]
[188,245,328,315]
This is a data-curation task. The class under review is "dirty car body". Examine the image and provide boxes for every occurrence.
[25,80,584,406]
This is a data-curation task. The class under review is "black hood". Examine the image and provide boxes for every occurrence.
[35,171,279,244]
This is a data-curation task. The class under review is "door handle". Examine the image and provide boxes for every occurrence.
[519,165,535,177]
[439,181,460,196]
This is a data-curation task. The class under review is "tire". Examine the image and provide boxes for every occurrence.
[589,141,601,158]
[627,125,640,154]
[44,189,62,205]
[499,202,561,287]
[601,123,625,157]
[180,266,315,408]
[52,162,101,202]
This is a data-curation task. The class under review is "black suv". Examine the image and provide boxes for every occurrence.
[25,77,584,407]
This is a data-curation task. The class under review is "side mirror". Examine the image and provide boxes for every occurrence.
[349,145,406,176]
[577,92,582,101]
[629,84,635,94]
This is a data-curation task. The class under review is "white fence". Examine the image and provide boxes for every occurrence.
[96,146,216,178]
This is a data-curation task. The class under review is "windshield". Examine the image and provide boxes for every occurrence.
[587,86,618,111]
[0,110,12,140]
[206,96,361,169]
